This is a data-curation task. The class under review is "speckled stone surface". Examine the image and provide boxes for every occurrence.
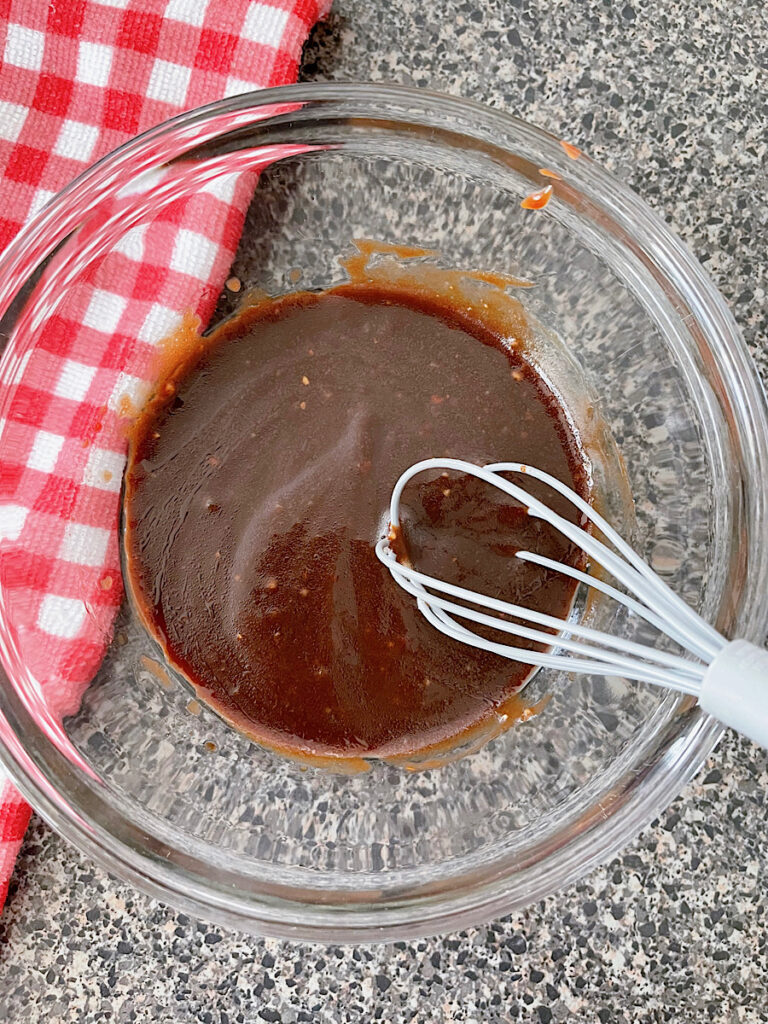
[2,2,768,1021]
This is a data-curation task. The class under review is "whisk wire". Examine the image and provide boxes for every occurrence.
[483,461,722,661]
[384,554,706,679]
[418,595,704,694]
[513,550,674,638]
[485,460,723,655]
[383,549,705,693]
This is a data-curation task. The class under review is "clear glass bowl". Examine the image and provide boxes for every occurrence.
[0,84,766,941]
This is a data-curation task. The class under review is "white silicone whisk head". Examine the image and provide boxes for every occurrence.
[375,459,768,749]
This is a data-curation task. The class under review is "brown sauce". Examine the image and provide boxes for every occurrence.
[123,272,590,760]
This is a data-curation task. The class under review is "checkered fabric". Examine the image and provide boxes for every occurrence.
[0,0,330,912]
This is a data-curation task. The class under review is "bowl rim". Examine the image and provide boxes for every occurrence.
[0,81,766,940]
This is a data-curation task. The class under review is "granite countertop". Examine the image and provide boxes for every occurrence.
[1,1,767,1021]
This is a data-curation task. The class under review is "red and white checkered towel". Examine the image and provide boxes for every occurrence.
[0,0,330,911]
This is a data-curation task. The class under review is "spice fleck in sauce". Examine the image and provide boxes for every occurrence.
[123,259,590,761]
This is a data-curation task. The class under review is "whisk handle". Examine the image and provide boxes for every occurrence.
[699,640,768,748]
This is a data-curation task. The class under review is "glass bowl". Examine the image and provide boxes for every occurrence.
[0,84,766,941]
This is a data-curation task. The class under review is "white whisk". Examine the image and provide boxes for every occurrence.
[375,458,768,748]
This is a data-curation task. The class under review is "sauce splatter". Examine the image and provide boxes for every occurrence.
[521,184,554,210]
[559,139,582,160]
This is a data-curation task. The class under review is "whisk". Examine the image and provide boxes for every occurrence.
[375,458,768,748]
